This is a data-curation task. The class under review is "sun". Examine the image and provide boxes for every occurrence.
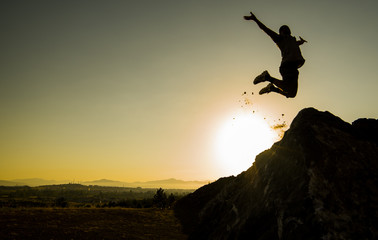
[214,112,278,176]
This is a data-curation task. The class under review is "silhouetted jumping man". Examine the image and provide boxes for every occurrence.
[244,12,307,98]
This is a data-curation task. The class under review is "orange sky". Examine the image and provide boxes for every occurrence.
[1,1,377,182]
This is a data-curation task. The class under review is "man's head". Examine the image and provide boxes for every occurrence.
[279,25,291,36]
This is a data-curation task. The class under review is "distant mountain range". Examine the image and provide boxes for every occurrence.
[0,178,65,187]
[0,178,210,189]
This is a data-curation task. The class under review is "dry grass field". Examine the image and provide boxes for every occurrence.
[0,208,187,240]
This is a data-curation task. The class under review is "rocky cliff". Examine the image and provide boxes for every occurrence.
[175,108,378,240]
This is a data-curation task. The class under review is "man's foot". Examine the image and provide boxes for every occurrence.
[253,71,270,85]
[259,83,274,95]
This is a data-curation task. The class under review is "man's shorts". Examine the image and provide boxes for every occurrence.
[279,62,299,98]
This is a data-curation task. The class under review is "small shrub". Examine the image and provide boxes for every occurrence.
[55,197,68,208]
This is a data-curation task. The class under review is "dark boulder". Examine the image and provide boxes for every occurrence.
[175,108,378,240]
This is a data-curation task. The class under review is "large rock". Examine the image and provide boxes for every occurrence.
[175,108,378,240]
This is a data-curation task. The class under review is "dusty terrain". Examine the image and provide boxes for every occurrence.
[0,208,187,240]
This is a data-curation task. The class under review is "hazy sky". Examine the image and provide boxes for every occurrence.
[1,0,377,182]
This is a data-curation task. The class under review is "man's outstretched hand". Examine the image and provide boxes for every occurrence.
[298,36,308,45]
[244,12,257,21]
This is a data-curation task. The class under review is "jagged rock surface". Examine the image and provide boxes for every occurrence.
[175,108,378,240]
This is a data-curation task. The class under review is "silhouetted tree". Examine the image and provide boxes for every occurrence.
[167,193,176,208]
[153,188,167,209]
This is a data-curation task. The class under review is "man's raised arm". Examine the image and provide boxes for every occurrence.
[244,12,279,42]
[297,36,308,45]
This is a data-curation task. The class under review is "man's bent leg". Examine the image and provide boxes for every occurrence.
[278,64,299,98]
[265,75,297,97]
[267,76,286,89]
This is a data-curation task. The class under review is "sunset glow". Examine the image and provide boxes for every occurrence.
[1,1,377,183]
[215,113,277,176]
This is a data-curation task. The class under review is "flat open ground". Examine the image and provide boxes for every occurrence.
[0,208,187,240]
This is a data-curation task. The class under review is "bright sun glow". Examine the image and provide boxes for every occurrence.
[215,113,278,176]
